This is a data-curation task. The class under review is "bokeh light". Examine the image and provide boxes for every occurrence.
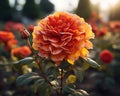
[50,0,79,11]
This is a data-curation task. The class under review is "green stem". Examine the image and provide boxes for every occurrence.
[34,56,53,86]
[26,38,34,53]
[26,38,57,94]
[26,38,52,86]
[60,69,63,96]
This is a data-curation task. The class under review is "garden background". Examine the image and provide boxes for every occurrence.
[0,0,120,96]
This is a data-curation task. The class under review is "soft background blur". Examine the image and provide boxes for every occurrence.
[0,0,120,96]
[0,0,120,23]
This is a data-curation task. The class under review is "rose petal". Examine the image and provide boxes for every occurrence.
[43,35,59,43]
[38,49,50,58]
[50,53,66,62]
[49,45,63,55]
[85,40,93,49]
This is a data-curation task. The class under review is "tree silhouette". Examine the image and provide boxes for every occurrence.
[22,0,40,20]
[75,0,92,21]
[0,0,13,21]
[39,0,54,17]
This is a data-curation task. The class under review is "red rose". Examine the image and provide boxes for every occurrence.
[96,27,108,37]
[100,50,113,64]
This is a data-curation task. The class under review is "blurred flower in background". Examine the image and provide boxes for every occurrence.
[11,46,31,59]
[99,50,114,64]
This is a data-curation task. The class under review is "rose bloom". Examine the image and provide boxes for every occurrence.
[11,46,32,58]
[0,31,15,43]
[5,39,18,51]
[99,50,114,64]
[32,12,94,65]
[4,21,15,31]
[96,27,109,37]
[13,23,24,31]
[109,21,120,29]
[109,21,120,33]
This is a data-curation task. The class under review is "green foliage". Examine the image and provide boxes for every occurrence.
[22,0,40,19]
[95,76,116,91]
[86,58,101,69]
[34,78,51,96]
[63,84,76,94]
[0,0,13,21]
[14,57,34,65]
[41,59,60,80]
[74,68,83,82]
[63,84,89,96]
[14,56,95,96]
[74,57,100,71]
[14,56,99,95]
[0,54,99,95]
[59,60,71,70]
[0,57,34,66]
[80,57,100,69]
[16,72,40,86]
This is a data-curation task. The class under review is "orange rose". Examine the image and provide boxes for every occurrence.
[5,39,18,51]
[11,46,32,58]
[0,31,15,43]
[32,12,94,65]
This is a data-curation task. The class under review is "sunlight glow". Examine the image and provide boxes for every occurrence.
[9,0,15,7]
[100,0,119,11]
[90,0,119,22]
[100,1,109,11]
[90,0,100,5]
[107,0,119,7]
[49,0,79,12]
[17,0,26,5]
[90,0,119,9]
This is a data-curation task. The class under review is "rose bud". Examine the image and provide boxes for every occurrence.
[28,25,34,33]
[19,27,30,39]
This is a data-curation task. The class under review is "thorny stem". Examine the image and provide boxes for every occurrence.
[26,38,62,95]
[35,56,53,86]
[26,38,34,53]
[60,69,64,96]
[26,38,53,86]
